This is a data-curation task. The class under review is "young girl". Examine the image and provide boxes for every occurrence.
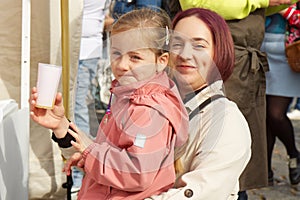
[29,8,188,200]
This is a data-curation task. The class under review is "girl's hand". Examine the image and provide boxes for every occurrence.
[29,87,66,130]
[68,122,94,153]
[63,152,84,176]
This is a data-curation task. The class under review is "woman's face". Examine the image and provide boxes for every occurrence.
[170,16,214,91]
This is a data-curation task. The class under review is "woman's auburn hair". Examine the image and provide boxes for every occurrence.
[172,8,235,82]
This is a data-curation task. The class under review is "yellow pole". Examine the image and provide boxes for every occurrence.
[60,3,73,199]
[60,0,70,118]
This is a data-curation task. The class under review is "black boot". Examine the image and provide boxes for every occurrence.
[268,170,274,186]
[289,155,300,185]
[237,191,248,200]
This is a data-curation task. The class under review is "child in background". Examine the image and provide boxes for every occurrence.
[29,8,188,200]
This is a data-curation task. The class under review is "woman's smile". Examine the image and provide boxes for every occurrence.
[175,64,197,73]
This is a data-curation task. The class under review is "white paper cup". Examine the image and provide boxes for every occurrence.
[36,63,62,109]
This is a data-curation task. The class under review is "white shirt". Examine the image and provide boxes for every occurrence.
[79,0,110,59]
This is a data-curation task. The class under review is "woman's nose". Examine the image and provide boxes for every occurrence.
[179,43,193,60]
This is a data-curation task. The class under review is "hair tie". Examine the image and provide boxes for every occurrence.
[165,26,169,45]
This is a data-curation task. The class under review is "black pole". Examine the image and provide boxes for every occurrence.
[62,174,73,200]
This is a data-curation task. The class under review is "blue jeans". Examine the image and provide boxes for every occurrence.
[75,58,98,135]
[112,0,162,19]
[112,0,135,19]
[295,98,300,110]
[135,0,162,9]
[289,97,300,111]
[73,58,99,188]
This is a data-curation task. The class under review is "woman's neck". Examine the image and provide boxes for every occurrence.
[182,84,208,103]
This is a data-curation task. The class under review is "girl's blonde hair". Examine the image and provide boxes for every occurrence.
[111,8,171,55]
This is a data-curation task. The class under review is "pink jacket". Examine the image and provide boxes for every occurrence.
[78,72,189,199]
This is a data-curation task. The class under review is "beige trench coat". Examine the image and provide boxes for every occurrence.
[146,81,252,200]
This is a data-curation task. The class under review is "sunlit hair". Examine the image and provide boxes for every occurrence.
[172,8,235,81]
[111,8,171,55]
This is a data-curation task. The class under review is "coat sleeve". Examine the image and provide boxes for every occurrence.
[146,103,252,200]
[83,105,175,191]
[179,0,269,20]
[265,0,299,16]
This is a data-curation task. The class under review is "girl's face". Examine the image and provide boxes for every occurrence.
[110,32,168,86]
[170,16,214,91]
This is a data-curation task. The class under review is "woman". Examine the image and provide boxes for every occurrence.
[261,4,300,186]
[178,1,298,199]
[147,8,252,199]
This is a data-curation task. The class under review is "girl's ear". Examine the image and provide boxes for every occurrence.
[157,52,169,72]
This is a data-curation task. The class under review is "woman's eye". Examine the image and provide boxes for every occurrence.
[171,42,183,49]
[193,43,205,50]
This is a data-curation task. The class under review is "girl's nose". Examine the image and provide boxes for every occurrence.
[117,55,130,71]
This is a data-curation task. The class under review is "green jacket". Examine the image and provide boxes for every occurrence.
[179,0,299,19]
[179,0,268,19]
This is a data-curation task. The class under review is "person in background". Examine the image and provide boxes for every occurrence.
[178,0,297,199]
[111,0,163,20]
[146,8,252,199]
[110,0,179,20]
[288,97,300,120]
[29,8,189,199]
[261,2,300,186]
[72,0,112,193]
[285,2,300,121]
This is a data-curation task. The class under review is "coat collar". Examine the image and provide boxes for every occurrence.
[184,80,225,115]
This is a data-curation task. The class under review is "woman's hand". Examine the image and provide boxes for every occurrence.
[68,122,94,153]
[269,0,293,6]
[29,87,69,137]
[63,152,84,176]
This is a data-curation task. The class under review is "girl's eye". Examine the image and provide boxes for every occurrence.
[112,51,121,56]
[130,55,142,61]
[111,51,122,59]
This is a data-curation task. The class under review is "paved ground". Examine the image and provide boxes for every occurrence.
[248,119,300,200]
[89,102,300,199]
